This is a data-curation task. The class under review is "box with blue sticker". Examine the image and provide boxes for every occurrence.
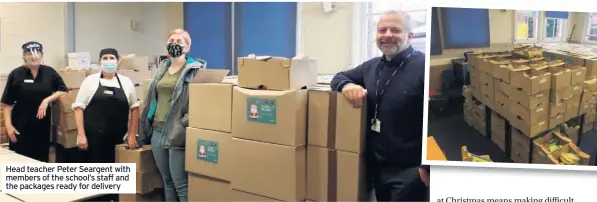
[185,127,231,181]
[231,86,308,147]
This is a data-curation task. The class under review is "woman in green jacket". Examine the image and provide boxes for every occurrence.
[137,29,206,202]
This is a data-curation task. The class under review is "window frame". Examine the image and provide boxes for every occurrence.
[351,2,427,68]
[513,10,540,44]
[582,12,597,45]
[542,12,567,43]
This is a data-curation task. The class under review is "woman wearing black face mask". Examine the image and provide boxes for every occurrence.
[136,29,206,202]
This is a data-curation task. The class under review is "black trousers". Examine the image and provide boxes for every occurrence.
[373,165,429,201]
[9,118,51,162]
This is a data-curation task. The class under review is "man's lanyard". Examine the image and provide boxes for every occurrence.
[373,53,412,120]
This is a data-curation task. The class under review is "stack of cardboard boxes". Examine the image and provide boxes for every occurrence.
[118,56,152,106]
[53,69,88,150]
[306,86,368,201]
[185,55,316,201]
[185,55,369,201]
[462,86,486,136]
[464,45,592,165]
[116,145,164,201]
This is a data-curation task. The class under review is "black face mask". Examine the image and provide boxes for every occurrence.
[167,43,184,58]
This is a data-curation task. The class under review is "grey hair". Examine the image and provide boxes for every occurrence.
[380,10,415,32]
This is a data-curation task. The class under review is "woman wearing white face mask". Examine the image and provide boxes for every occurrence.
[72,48,140,161]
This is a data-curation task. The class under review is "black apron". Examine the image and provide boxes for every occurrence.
[81,74,130,163]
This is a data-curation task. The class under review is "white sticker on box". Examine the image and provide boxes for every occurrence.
[577,72,582,75]
[536,93,543,98]
[539,121,545,125]
[537,108,544,112]
[540,78,547,83]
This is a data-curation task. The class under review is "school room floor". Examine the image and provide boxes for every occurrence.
[429,111,597,165]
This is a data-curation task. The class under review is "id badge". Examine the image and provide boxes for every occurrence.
[104,90,114,95]
[371,118,381,133]
[24,79,34,83]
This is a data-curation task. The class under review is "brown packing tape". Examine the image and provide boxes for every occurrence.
[327,149,337,202]
[326,92,337,201]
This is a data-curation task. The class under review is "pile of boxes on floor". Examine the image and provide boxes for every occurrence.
[184,55,369,201]
[115,144,164,201]
[53,54,152,152]
[462,44,592,165]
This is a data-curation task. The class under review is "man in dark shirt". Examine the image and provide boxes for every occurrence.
[330,10,428,201]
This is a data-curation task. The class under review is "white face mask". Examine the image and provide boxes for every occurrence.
[100,60,118,73]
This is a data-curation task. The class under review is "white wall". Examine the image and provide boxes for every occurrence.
[300,2,354,74]
[0,2,357,74]
[73,2,172,63]
[0,3,67,73]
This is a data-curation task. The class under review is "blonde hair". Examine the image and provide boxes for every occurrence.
[168,29,192,48]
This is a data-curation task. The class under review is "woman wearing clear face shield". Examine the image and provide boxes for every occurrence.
[137,29,207,202]
[1,41,68,162]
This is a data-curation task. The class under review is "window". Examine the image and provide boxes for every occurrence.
[585,12,597,42]
[544,17,566,42]
[515,10,539,43]
[354,2,427,64]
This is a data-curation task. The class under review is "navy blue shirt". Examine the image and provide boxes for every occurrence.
[331,46,425,167]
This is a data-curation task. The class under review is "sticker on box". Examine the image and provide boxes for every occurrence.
[246,98,277,124]
[197,139,219,164]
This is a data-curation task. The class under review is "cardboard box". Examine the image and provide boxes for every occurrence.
[307,87,366,153]
[115,145,158,173]
[491,112,506,136]
[565,94,581,120]
[493,90,511,119]
[510,65,551,95]
[188,173,279,201]
[185,127,231,181]
[578,102,595,115]
[510,128,531,163]
[231,87,307,146]
[510,89,549,110]
[188,83,233,132]
[136,171,163,194]
[581,91,597,105]
[56,130,77,148]
[586,58,597,79]
[491,131,506,151]
[463,107,474,127]
[548,101,567,128]
[490,59,513,83]
[119,69,152,86]
[119,56,149,71]
[548,143,591,165]
[119,188,164,202]
[306,146,368,201]
[490,112,506,151]
[229,138,306,201]
[566,65,587,86]
[510,100,548,126]
[237,55,318,90]
[584,78,597,92]
[58,70,87,89]
[477,55,496,73]
[532,131,572,164]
